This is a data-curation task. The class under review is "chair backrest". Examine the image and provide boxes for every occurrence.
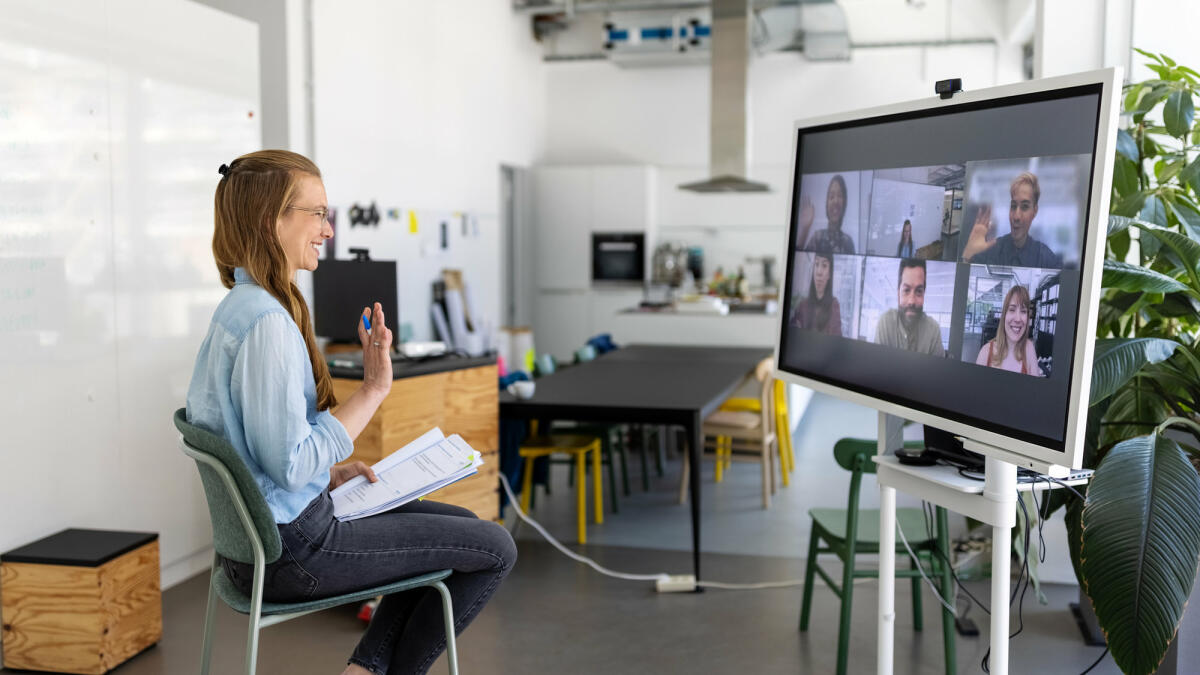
[833,436,925,534]
[753,357,775,435]
[173,408,282,565]
[535,353,556,377]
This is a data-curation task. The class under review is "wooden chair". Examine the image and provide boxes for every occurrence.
[715,378,795,485]
[173,409,458,675]
[679,357,779,508]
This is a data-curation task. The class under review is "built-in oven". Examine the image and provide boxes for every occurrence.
[591,232,645,283]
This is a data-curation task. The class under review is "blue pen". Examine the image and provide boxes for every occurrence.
[362,314,372,331]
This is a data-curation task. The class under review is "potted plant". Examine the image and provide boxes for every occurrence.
[1060,50,1200,675]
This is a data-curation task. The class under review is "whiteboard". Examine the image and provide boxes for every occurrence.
[0,0,260,597]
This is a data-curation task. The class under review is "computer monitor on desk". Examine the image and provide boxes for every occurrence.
[773,69,1120,474]
[314,259,399,345]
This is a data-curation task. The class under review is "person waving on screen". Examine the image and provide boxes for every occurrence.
[186,150,515,675]
[796,174,856,254]
[961,172,1063,268]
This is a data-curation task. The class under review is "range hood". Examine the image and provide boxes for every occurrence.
[678,0,769,193]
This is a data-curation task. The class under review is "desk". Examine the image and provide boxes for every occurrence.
[330,355,500,520]
[499,345,772,581]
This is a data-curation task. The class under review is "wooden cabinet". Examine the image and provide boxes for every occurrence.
[331,363,500,521]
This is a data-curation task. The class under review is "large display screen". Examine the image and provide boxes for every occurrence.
[778,84,1105,454]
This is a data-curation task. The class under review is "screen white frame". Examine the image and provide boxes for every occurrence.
[772,67,1122,472]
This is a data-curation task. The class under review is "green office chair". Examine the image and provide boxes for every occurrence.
[799,437,955,675]
[173,409,459,675]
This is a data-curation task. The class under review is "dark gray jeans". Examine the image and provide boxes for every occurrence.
[222,491,516,675]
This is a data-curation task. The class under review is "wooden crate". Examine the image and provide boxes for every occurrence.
[332,363,500,520]
[1,530,161,675]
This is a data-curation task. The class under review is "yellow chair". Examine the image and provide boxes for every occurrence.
[715,374,794,485]
[519,424,603,543]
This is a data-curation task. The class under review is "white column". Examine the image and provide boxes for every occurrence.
[1035,0,1106,78]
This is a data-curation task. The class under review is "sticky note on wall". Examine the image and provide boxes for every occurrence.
[408,211,419,234]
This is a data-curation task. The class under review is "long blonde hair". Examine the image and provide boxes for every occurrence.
[212,150,336,411]
[990,285,1032,367]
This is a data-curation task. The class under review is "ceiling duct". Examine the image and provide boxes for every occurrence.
[678,0,768,193]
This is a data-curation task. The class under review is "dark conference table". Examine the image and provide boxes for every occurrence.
[499,344,773,581]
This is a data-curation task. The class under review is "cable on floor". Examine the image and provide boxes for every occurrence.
[498,472,826,590]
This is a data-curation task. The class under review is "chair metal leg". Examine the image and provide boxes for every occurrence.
[432,580,459,675]
[199,555,220,675]
[591,440,603,525]
[602,433,619,514]
[937,507,956,675]
[655,425,666,477]
[761,440,771,509]
[575,451,586,543]
[246,561,265,675]
[836,550,855,675]
[677,448,690,505]
[520,456,535,514]
[616,427,632,496]
[911,554,924,631]
[799,532,820,631]
[640,425,651,491]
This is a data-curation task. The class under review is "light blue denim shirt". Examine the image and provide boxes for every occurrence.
[186,267,353,523]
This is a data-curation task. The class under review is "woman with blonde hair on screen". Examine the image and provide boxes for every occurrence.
[186,150,515,675]
[975,284,1042,376]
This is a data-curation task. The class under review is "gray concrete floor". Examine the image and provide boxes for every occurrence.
[3,395,1117,674]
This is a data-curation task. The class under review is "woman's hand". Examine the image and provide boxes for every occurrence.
[796,194,815,247]
[961,204,997,261]
[329,461,378,490]
[357,302,393,399]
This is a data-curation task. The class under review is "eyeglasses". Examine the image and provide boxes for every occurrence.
[287,205,329,221]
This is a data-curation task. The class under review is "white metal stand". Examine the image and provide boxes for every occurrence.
[874,412,1027,675]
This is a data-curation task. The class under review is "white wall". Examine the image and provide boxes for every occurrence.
[0,0,260,618]
[309,1,546,341]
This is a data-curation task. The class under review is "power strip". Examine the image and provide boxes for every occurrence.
[655,574,697,593]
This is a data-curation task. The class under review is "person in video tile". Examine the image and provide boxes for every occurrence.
[974,285,1042,376]
[791,252,842,336]
[797,174,856,254]
[962,172,1062,267]
[896,219,915,257]
[874,258,944,356]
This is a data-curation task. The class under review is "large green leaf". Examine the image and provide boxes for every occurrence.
[1090,337,1181,405]
[1165,89,1195,137]
[1066,494,1085,586]
[1141,194,1168,226]
[1117,128,1141,163]
[1136,224,1200,291]
[1102,259,1188,294]
[1081,434,1200,675]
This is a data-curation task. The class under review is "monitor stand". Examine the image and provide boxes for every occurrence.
[874,412,1076,675]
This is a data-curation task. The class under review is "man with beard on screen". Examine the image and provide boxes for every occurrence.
[874,258,945,356]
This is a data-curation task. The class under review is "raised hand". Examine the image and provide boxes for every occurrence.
[356,302,393,397]
[962,204,997,261]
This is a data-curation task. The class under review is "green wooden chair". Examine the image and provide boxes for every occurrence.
[173,408,459,675]
[799,437,955,675]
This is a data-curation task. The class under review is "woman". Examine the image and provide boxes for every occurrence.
[975,285,1042,376]
[791,252,842,336]
[186,150,515,675]
[896,219,915,257]
[796,174,856,254]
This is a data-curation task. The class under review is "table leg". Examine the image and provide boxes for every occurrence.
[688,414,702,585]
